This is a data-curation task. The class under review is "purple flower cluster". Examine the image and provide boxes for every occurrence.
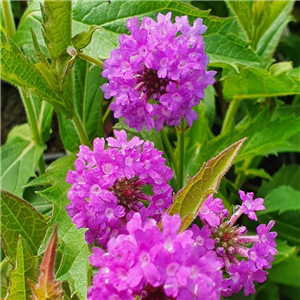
[101,12,216,131]
[199,191,277,297]
[66,130,173,247]
[88,213,223,300]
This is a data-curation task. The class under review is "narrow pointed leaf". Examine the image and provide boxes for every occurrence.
[0,190,48,262]
[167,138,247,232]
[26,156,90,299]
[29,225,63,300]
[1,33,71,116]
[6,237,38,300]
[41,1,72,61]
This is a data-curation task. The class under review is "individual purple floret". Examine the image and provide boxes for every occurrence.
[101,12,216,131]
[66,130,174,247]
[199,191,277,297]
[88,213,223,300]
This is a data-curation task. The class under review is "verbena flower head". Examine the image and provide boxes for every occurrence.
[66,130,174,247]
[88,213,223,300]
[101,12,216,131]
[199,191,277,297]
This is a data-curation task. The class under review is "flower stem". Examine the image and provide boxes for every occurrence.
[178,120,185,189]
[77,52,103,69]
[19,89,46,174]
[161,129,179,179]
[2,0,16,39]
[72,111,92,148]
[221,98,242,135]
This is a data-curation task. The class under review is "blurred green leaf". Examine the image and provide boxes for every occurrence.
[74,60,104,141]
[167,138,246,232]
[26,156,91,300]
[227,1,294,65]
[57,112,81,153]
[186,105,300,176]
[1,126,44,197]
[0,190,48,263]
[6,237,38,300]
[268,239,300,287]
[258,165,300,197]
[260,186,300,215]
[223,65,300,101]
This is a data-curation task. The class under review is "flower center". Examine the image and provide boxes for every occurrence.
[212,221,238,256]
[135,65,170,101]
[110,178,144,211]
[140,285,175,300]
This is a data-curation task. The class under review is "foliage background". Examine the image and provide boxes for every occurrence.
[1,1,300,300]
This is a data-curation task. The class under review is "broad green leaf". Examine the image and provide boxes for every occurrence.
[0,190,48,262]
[26,156,90,299]
[29,226,63,300]
[6,237,38,300]
[260,186,300,215]
[14,1,262,76]
[167,138,246,232]
[74,59,104,141]
[268,239,300,287]
[1,33,71,116]
[1,128,45,197]
[223,65,300,101]
[57,112,81,153]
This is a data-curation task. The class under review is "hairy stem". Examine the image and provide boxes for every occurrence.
[2,0,16,38]
[161,129,179,180]
[77,52,103,69]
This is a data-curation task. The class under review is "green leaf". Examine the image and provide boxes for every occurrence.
[236,168,272,180]
[268,239,300,287]
[114,118,164,153]
[258,165,300,197]
[227,1,294,65]
[1,127,45,197]
[260,186,300,215]
[185,105,300,177]
[26,156,91,299]
[41,1,72,61]
[1,33,72,116]
[0,190,48,263]
[6,237,38,300]
[72,25,103,50]
[167,138,246,232]
[74,59,104,141]
[185,103,213,178]
[57,112,81,153]
[14,1,262,81]
[29,226,63,300]
[223,65,300,101]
